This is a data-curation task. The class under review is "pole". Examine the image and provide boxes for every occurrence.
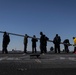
[0,31,74,46]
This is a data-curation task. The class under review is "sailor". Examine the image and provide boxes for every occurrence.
[73,37,76,53]
[31,35,38,53]
[53,34,61,53]
[24,34,28,53]
[2,32,10,54]
[63,39,70,53]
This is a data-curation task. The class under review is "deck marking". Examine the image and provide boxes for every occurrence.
[35,59,41,63]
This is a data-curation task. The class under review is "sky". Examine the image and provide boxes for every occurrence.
[0,0,76,51]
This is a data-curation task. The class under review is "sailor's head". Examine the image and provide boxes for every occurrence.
[25,34,28,36]
[4,31,7,35]
[56,34,58,37]
[40,32,43,35]
[33,35,36,37]
[73,37,75,39]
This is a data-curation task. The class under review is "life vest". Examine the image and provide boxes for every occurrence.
[73,38,76,45]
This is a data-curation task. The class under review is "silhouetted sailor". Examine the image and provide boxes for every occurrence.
[53,34,61,53]
[24,34,28,53]
[73,37,76,53]
[44,35,49,53]
[2,32,10,54]
[31,35,38,53]
[40,32,45,54]
[63,39,70,53]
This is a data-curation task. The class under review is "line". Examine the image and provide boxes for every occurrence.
[0,56,8,61]
[35,59,41,63]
